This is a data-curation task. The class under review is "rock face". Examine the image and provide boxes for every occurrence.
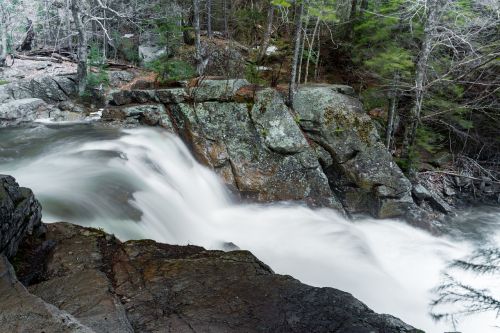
[0,75,87,126]
[0,255,95,333]
[0,75,77,104]
[12,222,418,333]
[104,79,419,218]
[0,98,53,127]
[171,85,342,208]
[0,175,42,258]
[293,86,414,218]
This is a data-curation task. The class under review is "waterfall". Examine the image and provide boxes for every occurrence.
[2,124,499,333]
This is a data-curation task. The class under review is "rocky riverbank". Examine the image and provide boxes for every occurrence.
[1,60,498,227]
[0,175,420,332]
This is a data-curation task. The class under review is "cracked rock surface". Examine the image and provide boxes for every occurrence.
[12,222,418,333]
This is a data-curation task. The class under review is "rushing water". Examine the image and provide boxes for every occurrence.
[1,123,499,333]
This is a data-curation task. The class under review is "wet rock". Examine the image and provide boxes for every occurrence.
[0,75,77,105]
[293,86,414,218]
[412,184,431,201]
[108,71,135,88]
[250,88,309,154]
[0,98,52,127]
[0,255,95,333]
[14,222,418,333]
[171,92,342,208]
[102,104,174,130]
[188,78,250,102]
[0,175,42,258]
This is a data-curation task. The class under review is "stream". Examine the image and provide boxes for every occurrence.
[1,123,498,333]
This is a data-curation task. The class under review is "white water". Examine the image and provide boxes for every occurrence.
[3,126,499,333]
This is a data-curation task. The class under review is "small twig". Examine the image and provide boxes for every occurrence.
[419,171,500,184]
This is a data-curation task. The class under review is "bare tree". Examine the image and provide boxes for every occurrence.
[289,0,305,104]
[206,0,213,39]
[403,0,447,157]
[70,0,88,95]
[258,2,275,62]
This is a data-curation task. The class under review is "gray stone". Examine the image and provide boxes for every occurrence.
[0,98,49,127]
[0,255,95,333]
[171,98,343,209]
[250,88,309,154]
[13,222,418,333]
[0,175,42,258]
[293,86,414,218]
[412,184,431,201]
[188,79,250,102]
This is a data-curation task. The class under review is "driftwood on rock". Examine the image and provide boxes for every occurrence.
[14,54,63,63]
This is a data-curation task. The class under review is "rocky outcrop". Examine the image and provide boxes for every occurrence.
[0,255,95,333]
[12,222,418,333]
[0,74,88,126]
[103,79,420,218]
[0,98,53,127]
[106,79,342,208]
[0,75,77,104]
[0,175,42,258]
[293,85,414,218]
[172,86,341,208]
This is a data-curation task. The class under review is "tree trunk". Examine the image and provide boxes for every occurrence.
[0,22,7,66]
[70,0,88,95]
[305,16,320,84]
[386,73,400,149]
[193,0,203,75]
[346,0,357,40]
[314,25,321,81]
[206,0,212,39]
[257,4,275,62]
[297,15,310,84]
[289,0,304,104]
[403,0,445,157]
[223,0,229,38]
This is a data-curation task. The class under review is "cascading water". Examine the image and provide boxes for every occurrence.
[1,123,499,333]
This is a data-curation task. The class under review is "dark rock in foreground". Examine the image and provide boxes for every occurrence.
[11,222,419,333]
[0,175,42,258]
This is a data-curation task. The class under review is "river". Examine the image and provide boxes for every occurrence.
[1,123,498,333]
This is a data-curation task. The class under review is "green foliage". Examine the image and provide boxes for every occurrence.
[151,13,184,58]
[83,44,109,97]
[364,46,414,78]
[234,8,265,44]
[360,88,386,111]
[244,63,265,85]
[0,80,9,85]
[113,33,140,64]
[416,126,444,154]
[146,56,195,83]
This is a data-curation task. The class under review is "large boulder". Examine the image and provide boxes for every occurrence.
[0,175,42,258]
[0,255,95,333]
[293,85,414,218]
[13,222,418,333]
[0,98,51,127]
[169,85,342,208]
[0,75,77,104]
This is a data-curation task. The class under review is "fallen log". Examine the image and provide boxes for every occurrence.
[14,54,63,63]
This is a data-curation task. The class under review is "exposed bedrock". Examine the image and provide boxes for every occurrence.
[9,221,419,333]
[104,79,422,219]
[0,175,42,259]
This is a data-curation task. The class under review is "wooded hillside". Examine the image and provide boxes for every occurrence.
[0,0,498,178]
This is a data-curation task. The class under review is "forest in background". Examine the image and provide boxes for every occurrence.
[0,0,498,179]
